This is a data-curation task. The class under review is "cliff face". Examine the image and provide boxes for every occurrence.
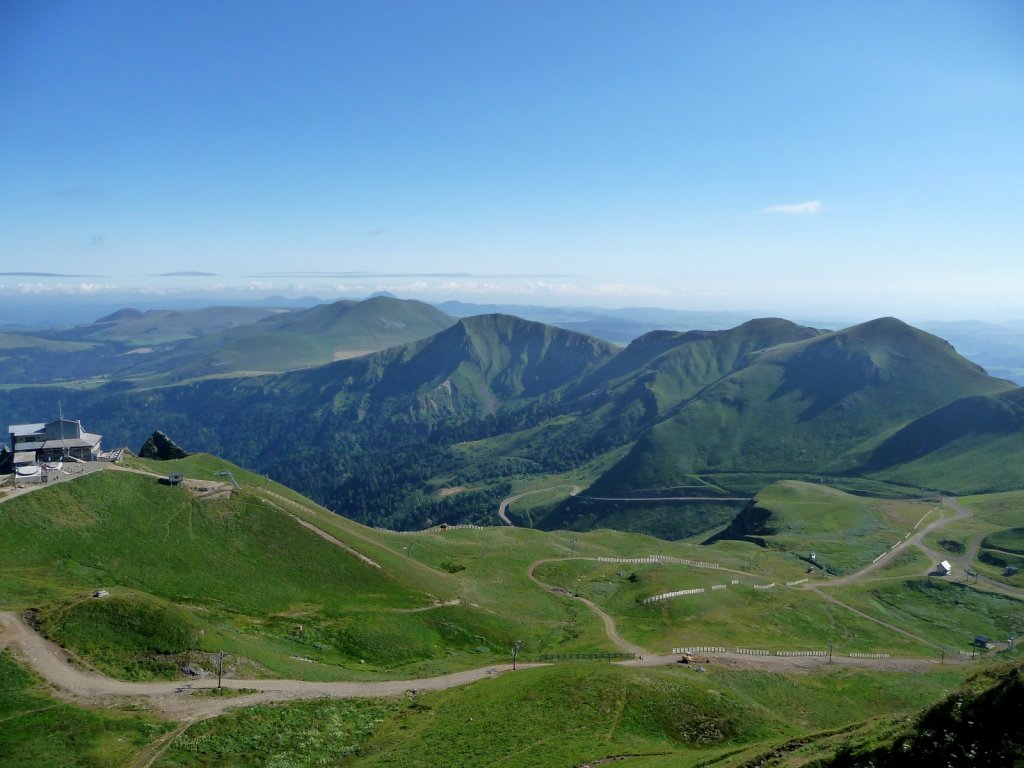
[138,431,189,460]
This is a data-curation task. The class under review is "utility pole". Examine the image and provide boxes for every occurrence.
[512,640,522,671]
[217,651,226,689]
[827,643,833,664]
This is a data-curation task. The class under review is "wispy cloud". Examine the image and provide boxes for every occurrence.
[246,272,578,279]
[760,200,823,215]
[0,271,103,277]
[153,271,221,277]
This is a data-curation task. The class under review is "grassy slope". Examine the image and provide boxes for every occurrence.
[122,297,457,380]
[868,387,1024,493]
[596,318,1014,495]
[0,459,623,679]
[709,481,930,574]
[154,663,970,768]
[8,460,1016,675]
[5,456,1021,767]
[0,650,171,768]
[837,579,1024,654]
[533,558,937,656]
[815,660,1024,768]
[922,491,1024,589]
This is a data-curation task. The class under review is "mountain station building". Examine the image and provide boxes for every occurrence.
[8,419,103,465]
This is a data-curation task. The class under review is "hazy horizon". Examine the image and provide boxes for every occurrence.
[3,2,1022,321]
[3,284,1024,334]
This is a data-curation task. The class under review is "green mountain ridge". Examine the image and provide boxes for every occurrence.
[119,295,457,380]
[866,386,1024,493]
[593,318,1014,496]
[1,314,1021,533]
[57,305,287,345]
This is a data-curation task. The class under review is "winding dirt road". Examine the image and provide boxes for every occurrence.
[497,485,581,526]
[814,497,1024,600]
[0,487,999,741]
[0,610,534,720]
[526,558,647,656]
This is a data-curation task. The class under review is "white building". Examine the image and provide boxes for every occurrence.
[8,419,102,464]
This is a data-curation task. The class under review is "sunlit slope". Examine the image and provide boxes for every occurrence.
[151,664,970,768]
[531,318,825,465]
[0,458,621,679]
[0,469,448,610]
[866,386,1024,493]
[594,318,1014,493]
[53,305,286,345]
[121,296,457,378]
[707,481,929,574]
[281,312,617,410]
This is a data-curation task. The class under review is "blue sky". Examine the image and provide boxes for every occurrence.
[1,1,1022,319]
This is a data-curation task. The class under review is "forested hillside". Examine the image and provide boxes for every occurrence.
[1,315,1019,532]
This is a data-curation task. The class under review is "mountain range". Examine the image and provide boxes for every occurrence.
[2,296,1022,534]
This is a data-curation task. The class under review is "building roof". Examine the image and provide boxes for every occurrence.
[9,423,45,436]
[12,451,36,465]
[41,434,101,450]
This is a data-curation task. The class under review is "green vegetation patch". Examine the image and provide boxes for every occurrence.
[817,661,1024,768]
[159,698,401,767]
[0,650,170,767]
[843,579,1024,652]
[37,594,204,680]
[981,526,1024,556]
[533,559,934,656]
[711,481,931,575]
[155,663,968,768]
[0,470,425,615]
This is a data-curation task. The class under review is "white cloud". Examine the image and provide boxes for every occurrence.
[761,200,823,215]
[369,279,672,300]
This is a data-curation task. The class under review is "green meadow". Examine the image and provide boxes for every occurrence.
[2,455,1022,767]
[0,650,171,768]
[152,662,971,768]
